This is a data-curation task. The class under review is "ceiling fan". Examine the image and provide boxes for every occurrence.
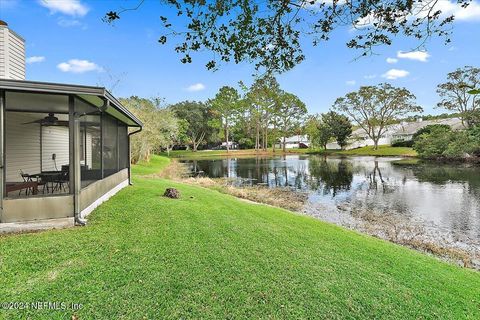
[22,113,69,126]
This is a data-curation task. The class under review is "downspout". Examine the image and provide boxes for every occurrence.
[128,127,142,185]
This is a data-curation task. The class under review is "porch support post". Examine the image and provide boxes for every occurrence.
[69,96,82,224]
[0,90,5,223]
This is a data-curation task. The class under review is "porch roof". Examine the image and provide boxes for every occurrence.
[0,79,143,127]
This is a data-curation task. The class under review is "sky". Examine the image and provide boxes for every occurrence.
[0,0,479,115]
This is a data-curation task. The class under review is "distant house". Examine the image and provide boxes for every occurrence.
[326,117,464,150]
[391,118,464,143]
[220,141,238,149]
[278,135,310,149]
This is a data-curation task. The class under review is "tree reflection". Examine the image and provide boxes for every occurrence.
[307,157,353,196]
[412,164,480,197]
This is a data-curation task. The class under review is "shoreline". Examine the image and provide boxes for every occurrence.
[161,158,480,270]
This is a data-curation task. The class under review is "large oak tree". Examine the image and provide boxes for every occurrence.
[333,83,422,150]
[437,66,480,128]
[169,101,214,151]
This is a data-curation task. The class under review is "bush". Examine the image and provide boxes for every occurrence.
[413,125,480,159]
[238,137,254,149]
[412,124,451,142]
[391,140,414,147]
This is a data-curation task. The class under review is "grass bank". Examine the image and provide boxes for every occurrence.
[161,148,312,159]
[0,155,478,319]
[313,145,418,157]
[163,146,417,159]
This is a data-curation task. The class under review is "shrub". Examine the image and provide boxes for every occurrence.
[391,140,414,147]
[414,125,480,159]
[238,137,254,149]
[412,124,451,142]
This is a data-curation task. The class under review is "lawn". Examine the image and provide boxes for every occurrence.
[162,148,314,159]
[130,155,171,175]
[0,156,478,319]
[163,146,417,159]
[311,145,418,157]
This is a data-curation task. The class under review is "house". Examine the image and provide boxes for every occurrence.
[220,141,239,149]
[391,117,464,143]
[326,124,402,150]
[326,117,464,150]
[0,22,143,228]
[278,135,310,149]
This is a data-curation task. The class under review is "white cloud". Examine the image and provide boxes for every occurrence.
[382,69,410,80]
[346,80,356,86]
[364,74,377,79]
[352,1,480,33]
[38,0,89,17]
[26,56,45,64]
[57,59,102,73]
[430,0,480,21]
[185,83,206,92]
[386,57,398,64]
[397,51,430,62]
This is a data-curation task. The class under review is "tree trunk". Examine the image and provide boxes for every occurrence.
[225,125,229,153]
[263,128,267,151]
[255,122,260,152]
[373,139,379,150]
[282,136,286,153]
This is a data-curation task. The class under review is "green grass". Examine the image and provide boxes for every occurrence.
[1,156,478,319]
[162,148,314,159]
[130,155,171,175]
[309,145,418,157]
[163,146,417,159]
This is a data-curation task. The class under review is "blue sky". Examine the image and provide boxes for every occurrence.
[0,0,479,114]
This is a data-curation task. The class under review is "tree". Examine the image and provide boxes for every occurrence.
[437,66,480,128]
[244,75,281,151]
[304,115,321,149]
[209,86,242,152]
[333,83,422,150]
[276,92,307,152]
[317,121,332,150]
[104,1,471,73]
[169,101,213,151]
[413,125,480,159]
[121,96,181,163]
[322,111,352,150]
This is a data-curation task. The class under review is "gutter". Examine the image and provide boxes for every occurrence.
[128,127,143,185]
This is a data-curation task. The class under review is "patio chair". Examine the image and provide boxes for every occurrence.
[19,170,33,196]
[53,170,69,192]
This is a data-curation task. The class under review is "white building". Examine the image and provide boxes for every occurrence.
[391,117,464,142]
[0,20,25,80]
[326,117,464,150]
[278,135,310,149]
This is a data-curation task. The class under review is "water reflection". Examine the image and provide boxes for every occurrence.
[182,155,480,242]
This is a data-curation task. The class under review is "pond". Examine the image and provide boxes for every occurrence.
[181,155,480,266]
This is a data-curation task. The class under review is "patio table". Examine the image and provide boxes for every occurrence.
[6,181,38,195]
[29,171,64,193]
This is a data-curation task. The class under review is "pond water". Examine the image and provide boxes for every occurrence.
[182,155,480,263]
